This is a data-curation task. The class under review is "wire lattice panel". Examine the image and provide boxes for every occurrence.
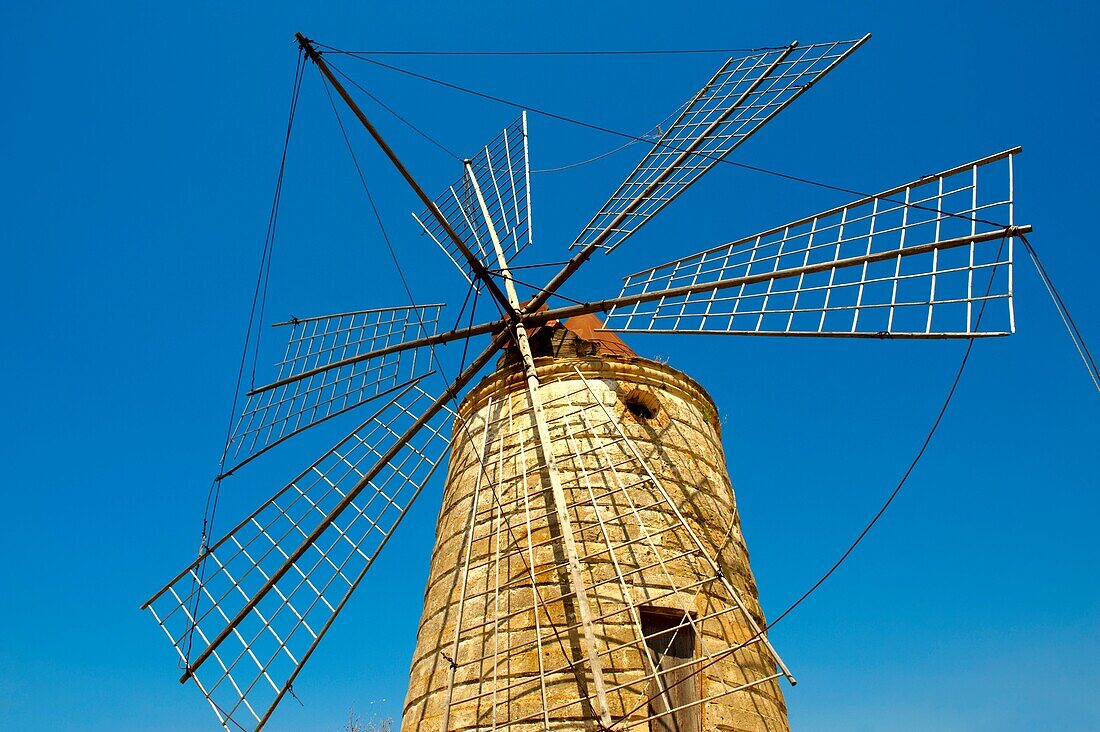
[144,382,455,731]
[429,370,789,729]
[605,150,1019,338]
[572,38,866,254]
[414,113,532,285]
[225,304,442,473]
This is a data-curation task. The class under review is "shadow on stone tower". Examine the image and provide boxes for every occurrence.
[403,317,791,731]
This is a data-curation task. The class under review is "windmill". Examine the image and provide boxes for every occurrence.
[142,31,1030,731]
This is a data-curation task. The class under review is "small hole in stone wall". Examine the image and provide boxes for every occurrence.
[622,389,661,423]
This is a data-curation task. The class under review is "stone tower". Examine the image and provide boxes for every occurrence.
[403,317,790,731]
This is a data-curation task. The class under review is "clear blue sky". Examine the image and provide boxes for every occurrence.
[2,2,1097,731]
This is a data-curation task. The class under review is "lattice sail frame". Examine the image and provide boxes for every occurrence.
[573,37,867,254]
[144,382,455,731]
[605,149,1019,338]
[433,368,789,730]
[225,304,442,474]
[414,113,533,286]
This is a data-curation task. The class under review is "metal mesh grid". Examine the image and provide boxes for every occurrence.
[437,370,789,728]
[572,38,865,254]
[605,150,1019,338]
[145,381,455,731]
[225,304,442,473]
[414,114,532,286]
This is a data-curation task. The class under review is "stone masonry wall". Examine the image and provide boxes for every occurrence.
[402,355,789,732]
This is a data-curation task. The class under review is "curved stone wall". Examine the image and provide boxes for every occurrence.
[403,355,789,732]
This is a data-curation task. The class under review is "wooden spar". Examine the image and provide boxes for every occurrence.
[246,318,501,396]
[178,330,509,684]
[525,225,1033,327]
[294,33,514,316]
[464,160,615,727]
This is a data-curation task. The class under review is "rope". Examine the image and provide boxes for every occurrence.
[531,136,639,173]
[327,61,461,162]
[457,284,481,377]
[532,101,689,174]
[497,272,588,306]
[181,47,305,668]
[319,76,426,313]
[490,259,573,270]
[328,49,1014,231]
[1020,233,1099,392]
[246,50,309,392]
[448,276,478,335]
[313,43,788,57]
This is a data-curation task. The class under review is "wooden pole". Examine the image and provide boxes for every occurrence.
[464,160,615,727]
[526,226,1032,328]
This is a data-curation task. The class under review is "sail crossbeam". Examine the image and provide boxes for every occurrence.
[224,304,442,474]
[572,37,868,255]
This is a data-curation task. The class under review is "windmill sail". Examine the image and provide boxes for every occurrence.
[144,381,455,731]
[604,149,1022,338]
[572,36,868,255]
[144,31,1038,732]
[414,113,532,285]
[224,304,442,474]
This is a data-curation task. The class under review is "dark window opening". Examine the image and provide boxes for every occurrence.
[641,608,700,732]
[623,389,662,423]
